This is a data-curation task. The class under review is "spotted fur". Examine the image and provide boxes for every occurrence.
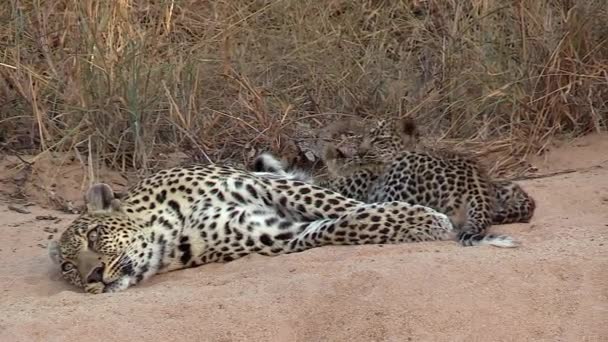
[253,118,535,248]
[50,164,465,294]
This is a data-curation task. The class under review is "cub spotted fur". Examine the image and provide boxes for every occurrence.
[253,118,535,248]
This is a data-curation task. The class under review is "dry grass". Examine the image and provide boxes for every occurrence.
[1,0,607,179]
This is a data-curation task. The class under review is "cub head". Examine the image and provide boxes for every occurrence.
[358,117,420,157]
[321,143,387,178]
[48,183,141,293]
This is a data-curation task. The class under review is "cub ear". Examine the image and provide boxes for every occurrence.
[48,240,62,264]
[396,117,419,137]
[395,117,420,145]
[85,183,121,214]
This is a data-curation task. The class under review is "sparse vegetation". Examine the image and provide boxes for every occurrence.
[1,0,607,177]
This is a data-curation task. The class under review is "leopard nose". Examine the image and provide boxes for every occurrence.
[86,265,105,283]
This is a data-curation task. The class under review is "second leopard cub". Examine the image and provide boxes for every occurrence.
[254,118,535,248]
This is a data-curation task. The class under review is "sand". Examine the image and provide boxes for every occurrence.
[0,134,607,342]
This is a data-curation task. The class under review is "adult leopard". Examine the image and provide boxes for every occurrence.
[50,163,474,294]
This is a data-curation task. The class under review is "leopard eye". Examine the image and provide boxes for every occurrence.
[61,262,74,272]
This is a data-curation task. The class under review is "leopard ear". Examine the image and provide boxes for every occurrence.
[85,183,121,214]
[394,117,420,146]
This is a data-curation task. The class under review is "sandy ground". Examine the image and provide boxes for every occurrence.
[0,134,607,342]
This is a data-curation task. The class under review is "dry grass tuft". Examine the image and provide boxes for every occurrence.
[1,0,607,179]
